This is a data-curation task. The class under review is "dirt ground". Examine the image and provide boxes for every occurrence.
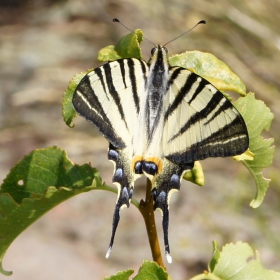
[0,0,279,279]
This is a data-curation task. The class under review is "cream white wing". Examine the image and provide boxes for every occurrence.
[73,58,149,149]
[163,67,249,166]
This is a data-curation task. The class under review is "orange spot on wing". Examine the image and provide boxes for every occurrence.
[131,155,144,170]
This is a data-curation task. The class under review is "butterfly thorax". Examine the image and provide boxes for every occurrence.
[145,45,169,140]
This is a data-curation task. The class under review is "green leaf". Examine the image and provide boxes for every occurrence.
[0,146,104,276]
[208,241,220,273]
[169,51,246,97]
[62,69,93,127]
[98,29,143,62]
[183,161,204,186]
[234,93,274,208]
[206,242,280,280]
[105,269,134,280]
[133,261,168,280]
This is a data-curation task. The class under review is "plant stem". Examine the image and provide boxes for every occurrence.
[139,178,166,270]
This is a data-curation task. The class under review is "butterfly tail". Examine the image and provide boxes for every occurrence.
[153,160,194,263]
[153,186,173,263]
[105,174,134,259]
[105,198,122,258]
[106,144,134,258]
[106,192,131,258]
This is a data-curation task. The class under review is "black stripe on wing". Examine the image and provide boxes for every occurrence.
[165,69,212,122]
[95,67,108,99]
[165,69,196,121]
[166,115,249,164]
[169,91,225,142]
[103,63,129,130]
[73,74,126,149]
[118,60,127,89]
[128,59,140,114]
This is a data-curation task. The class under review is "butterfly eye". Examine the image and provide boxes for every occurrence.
[151,48,156,55]
[163,46,168,53]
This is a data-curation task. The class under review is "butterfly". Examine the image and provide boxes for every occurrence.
[72,24,249,263]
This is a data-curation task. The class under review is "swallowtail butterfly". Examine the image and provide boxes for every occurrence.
[72,20,249,263]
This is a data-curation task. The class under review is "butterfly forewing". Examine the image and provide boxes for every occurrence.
[73,58,149,149]
[163,67,249,165]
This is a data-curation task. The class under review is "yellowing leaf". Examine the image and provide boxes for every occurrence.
[169,51,246,96]
[233,149,254,161]
[183,161,204,186]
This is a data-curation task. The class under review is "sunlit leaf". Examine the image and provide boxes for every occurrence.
[169,51,246,96]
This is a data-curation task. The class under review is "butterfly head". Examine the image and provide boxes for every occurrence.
[151,45,168,55]
[148,45,169,68]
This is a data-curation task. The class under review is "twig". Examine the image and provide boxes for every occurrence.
[139,178,166,269]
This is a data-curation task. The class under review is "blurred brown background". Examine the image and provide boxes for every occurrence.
[0,0,279,279]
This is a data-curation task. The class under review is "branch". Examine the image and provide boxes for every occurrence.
[139,179,166,269]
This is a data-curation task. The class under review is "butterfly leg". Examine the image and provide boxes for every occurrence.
[106,144,134,258]
[152,160,194,263]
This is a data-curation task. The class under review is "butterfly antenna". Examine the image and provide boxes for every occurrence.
[113,18,156,46]
[163,20,206,47]
[113,18,134,33]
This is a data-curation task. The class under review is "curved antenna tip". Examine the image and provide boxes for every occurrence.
[163,19,207,47]
[113,18,119,22]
